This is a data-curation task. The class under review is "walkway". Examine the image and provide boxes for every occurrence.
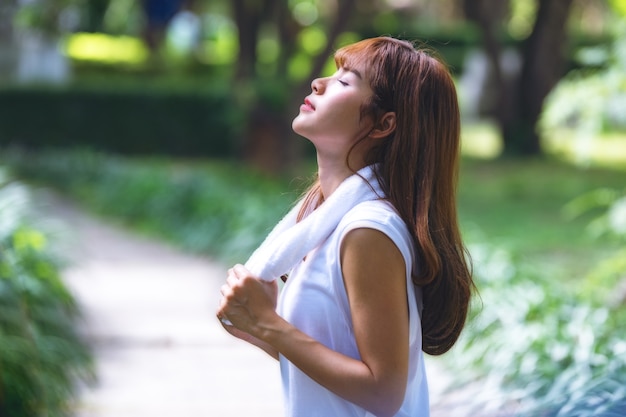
[42,192,282,417]
[39,192,469,417]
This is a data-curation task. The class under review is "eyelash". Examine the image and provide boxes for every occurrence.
[338,79,348,86]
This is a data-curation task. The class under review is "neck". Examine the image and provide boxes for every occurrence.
[316,156,368,200]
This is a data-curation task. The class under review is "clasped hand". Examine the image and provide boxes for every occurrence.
[217,264,278,338]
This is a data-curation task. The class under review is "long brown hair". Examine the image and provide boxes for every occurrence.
[300,37,474,356]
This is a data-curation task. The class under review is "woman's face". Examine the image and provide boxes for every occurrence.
[292,65,375,160]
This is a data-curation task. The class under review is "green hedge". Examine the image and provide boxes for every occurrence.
[0,84,241,157]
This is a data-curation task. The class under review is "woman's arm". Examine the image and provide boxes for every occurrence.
[218,228,409,417]
[218,322,280,360]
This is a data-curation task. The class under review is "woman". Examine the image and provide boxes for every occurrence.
[217,36,474,417]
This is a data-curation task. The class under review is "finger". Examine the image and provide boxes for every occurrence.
[220,283,233,299]
[226,280,248,305]
[233,264,249,277]
[217,294,228,315]
[220,282,247,310]
[226,274,239,288]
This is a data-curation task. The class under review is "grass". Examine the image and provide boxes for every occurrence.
[459,122,626,286]
[459,158,623,278]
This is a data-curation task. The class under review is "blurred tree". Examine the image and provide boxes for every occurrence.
[83,0,110,33]
[0,0,18,83]
[463,0,575,156]
[0,0,17,41]
[79,0,143,36]
[231,0,358,173]
[540,4,626,166]
[232,0,274,80]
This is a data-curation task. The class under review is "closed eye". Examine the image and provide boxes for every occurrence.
[338,79,348,86]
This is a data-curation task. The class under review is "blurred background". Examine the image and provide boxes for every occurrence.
[0,0,625,416]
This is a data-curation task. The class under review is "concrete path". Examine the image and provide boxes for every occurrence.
[38,191,475,417]
[41,193,283,417]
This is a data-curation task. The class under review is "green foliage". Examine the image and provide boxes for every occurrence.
[564,187,626,305]
[0,170,93,417]
[565,188,626,239]
[0,82,240,157]
[449,171,626,415]
[457,158,625,259]
[449,243,626,416]
[15,0,81,36]
[609,0,626,17]
[3,148,301,265]
[540,19,626,165]
[4,148,626,416]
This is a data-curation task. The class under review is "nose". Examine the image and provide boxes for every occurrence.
[311,77,324,94]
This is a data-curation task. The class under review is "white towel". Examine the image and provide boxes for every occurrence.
[245,164,384,281]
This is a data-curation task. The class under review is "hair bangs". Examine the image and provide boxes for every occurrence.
[333,41,376,79]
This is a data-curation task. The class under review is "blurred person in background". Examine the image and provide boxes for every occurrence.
[141,0,188,52]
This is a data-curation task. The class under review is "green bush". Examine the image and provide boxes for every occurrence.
[0,82,240,157]
[564,187,626,305]
[449,183,626,415]
[448,242,626,416]
[3,148,301,264]
[0,170,93,417]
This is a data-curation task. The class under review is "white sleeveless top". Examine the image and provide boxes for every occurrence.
[277,200,430,417]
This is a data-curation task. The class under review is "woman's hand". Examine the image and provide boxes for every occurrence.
[217,264,279,339]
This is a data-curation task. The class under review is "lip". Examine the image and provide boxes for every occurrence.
[301,98,315,111]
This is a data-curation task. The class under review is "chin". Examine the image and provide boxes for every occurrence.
[291,117,306,136]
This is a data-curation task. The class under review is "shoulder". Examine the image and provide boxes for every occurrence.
[338,200,408,239]
[337,200,414,261]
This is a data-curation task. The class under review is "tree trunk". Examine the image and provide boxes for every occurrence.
[276,1,299,77]
[504,0,574,155]
[239,0,357,174]
[232,0,255,80]
[232,0,274,81]
[464,0,574,157]
[84,0,110,33]
[0,0,18,83]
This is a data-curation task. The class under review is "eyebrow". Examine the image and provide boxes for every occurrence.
[341,66,362,79]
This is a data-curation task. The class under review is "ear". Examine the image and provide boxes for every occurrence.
[369,112,396,139]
